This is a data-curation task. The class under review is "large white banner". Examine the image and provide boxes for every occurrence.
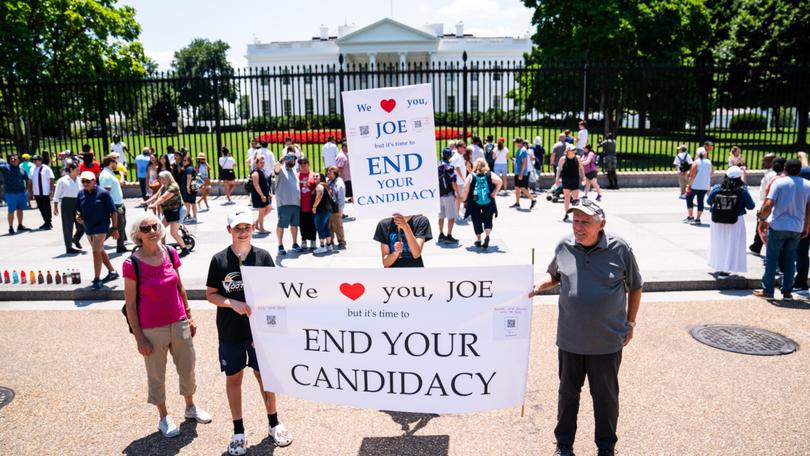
[243,265,533,414]
[341,84,440,219]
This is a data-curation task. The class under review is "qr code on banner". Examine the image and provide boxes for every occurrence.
[505,318,517,330]
[266,315,277,326]
[413,120,422,128]
[359,125,370,136]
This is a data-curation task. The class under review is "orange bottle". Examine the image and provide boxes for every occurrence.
[29,271,35,284]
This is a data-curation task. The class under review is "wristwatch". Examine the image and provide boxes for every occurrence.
[627,321,636,328]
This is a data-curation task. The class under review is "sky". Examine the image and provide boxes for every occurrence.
[124,0,535,70]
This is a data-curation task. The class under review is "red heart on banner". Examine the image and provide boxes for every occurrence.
[339,283,366,301]
[380,99,396,113]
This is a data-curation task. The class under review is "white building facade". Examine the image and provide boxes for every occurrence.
[245,18,532,117]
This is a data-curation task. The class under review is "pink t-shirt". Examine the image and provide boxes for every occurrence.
[583,151,598,174]
[123,247,186,329]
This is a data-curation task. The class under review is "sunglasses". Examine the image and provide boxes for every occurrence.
[570,198,605,217]
[81,179,93,184]
[139,223,160,233]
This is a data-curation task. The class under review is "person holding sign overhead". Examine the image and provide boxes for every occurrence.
[206,208,294,454]
[374,213,432,268]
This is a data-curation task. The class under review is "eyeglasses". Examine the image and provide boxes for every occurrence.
[139,223,160,233]
[570,198,605,217]
[80,179,93,184]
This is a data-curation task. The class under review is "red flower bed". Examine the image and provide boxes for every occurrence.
[255,128,471,144]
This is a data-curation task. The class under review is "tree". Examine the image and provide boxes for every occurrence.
[520,0,711,134]
[171,39,236,126]
[714,0,810,146]
[0,0,149,153]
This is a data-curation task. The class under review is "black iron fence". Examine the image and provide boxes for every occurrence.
[1,53,807,179]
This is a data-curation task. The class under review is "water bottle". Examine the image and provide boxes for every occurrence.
[37,271,44,284]
[62,272,68,284]
[29,271,35,284]
[55,271,62,284]
[3,270,8,284]
[46,271,53,284]
[12,271,19,284]
[20,270,27,284]
[76,269,82,284]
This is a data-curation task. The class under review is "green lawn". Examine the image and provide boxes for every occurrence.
[1,126,801,179]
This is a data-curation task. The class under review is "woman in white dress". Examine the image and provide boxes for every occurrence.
[706,166,756,276]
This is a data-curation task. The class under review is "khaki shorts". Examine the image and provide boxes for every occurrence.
[142,319,196,405]
[87,233,106,253]
[439,195,458,219]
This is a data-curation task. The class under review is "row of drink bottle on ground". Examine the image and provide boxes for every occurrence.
[3,270,81,285]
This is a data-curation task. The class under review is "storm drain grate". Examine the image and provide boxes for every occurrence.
[0,387,14,410]
[690,325,797,356]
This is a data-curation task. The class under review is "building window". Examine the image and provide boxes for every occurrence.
[470,71,478,82]
[282,69,291,85]
[493,66,502,81]
[470,95,479,113]
[327,74,336,84]
[260,72,270,86]
[304,74,312,85]
[447,71,455,82]
[328,98,337,114]
[447,95,456,113]
[283,99,292,116]
[305,99,314,116]
[261,100,271,116]
[492,95,501,109]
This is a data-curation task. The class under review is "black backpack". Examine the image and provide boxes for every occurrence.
[438,165,455,197]
[677,153,691,173]
[711,188,742,224]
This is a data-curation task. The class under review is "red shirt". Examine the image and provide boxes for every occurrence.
[298,172,316,212]
[80,161,101,178]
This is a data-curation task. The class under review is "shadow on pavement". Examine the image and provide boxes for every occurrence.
[767,298,810,310]
[381,410,439,436]
[464,245,506,254]
[122,420,198,455]
[358,434,449,456]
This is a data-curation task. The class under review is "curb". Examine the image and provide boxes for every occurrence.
[0,277,760,301]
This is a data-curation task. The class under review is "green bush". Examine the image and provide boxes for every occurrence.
[729,113,767,131]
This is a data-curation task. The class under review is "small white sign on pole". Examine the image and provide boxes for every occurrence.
[243,265,534,414]
[341,83,439,219]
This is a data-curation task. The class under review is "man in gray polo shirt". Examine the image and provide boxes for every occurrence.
[530,199,642,456]
[273,151,301,256]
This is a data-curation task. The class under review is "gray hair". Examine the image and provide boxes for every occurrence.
[158,170,175,185]
[128,211,165,247]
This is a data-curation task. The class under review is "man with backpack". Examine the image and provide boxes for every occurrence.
[673,145,692,199]
[437,148,459,244]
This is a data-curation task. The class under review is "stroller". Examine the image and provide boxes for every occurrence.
[176,223,196,251]
[546,183,564,203]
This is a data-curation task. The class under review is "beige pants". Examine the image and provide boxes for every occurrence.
[141,319,196,405]
[329,212,345,244]
[678,171,689,195]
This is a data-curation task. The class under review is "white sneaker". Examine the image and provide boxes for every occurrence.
[327,244,334,252]
[158,415,180,438]
[313,246,328,254]
[184,404,212,423]
[228,433,247,456]
[270,423,293,447]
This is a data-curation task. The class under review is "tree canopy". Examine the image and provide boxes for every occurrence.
[171,38,237,122]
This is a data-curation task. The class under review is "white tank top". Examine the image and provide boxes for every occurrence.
[692,158,712,190]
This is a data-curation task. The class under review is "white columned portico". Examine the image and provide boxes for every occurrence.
[399,52,407,84]
[368,52,377,88]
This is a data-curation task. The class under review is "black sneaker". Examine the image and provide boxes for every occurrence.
[73,238,82,249]
[509,203,520,208]
[682,217,694,224]
[179,248,190,257]
[116,246,129,253]
[474,240,482,247]
[39,223,53,230]
[482,235,490,249]
[438,233,447,243]
[292,243,303,253]
[529,199,537,210]
[101,271,119,282]
[17,225,30,232]
[278,245,287,256]
[595,194,602,201]
[445,235,459,243]
[553,445,575,456]
[563,214,570,222]
[65,248,81,254]
[8,227,14,235]
[748,244,761,255]
[692,219,702,226]
[597,450,614,456]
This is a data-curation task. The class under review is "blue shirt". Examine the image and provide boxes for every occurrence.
[78,186,115,235]
[98,168,124,205]
[0,163,29,193]
[515,148,530,176]
[706,185,756,216]
[767,176,810,233]
[135,154,151,178]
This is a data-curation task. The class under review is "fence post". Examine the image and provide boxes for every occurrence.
[582,49,589,123]
[462,51,468,140]
[338,54,346,137]
[97,79,109,155]
[213,75,223,154]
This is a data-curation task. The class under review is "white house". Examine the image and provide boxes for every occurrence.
[245,18,532,116]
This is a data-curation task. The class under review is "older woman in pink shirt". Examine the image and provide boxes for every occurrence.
[123,210,211,438]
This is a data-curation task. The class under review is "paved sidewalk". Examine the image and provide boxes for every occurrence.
[0,294,808,455]
[0,186,767,300]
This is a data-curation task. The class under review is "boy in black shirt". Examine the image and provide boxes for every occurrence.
[206,209,293,454]
[373,213,433,267]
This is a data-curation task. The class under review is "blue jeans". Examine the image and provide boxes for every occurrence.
[762,229,801,295]
[314,211,332,240]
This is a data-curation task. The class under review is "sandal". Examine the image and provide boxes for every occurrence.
[270,423,293,447]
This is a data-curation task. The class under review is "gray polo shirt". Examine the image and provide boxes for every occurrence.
[274,166,300,207]
[548,231,643,355]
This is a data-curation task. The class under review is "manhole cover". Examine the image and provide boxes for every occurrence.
[690,325,797,356]
[0,387,14,410]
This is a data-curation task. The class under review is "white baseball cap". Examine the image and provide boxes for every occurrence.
[565,143,576,151]
[227,208,254,228]
[80,171,96,181]
[726,166,743,179]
